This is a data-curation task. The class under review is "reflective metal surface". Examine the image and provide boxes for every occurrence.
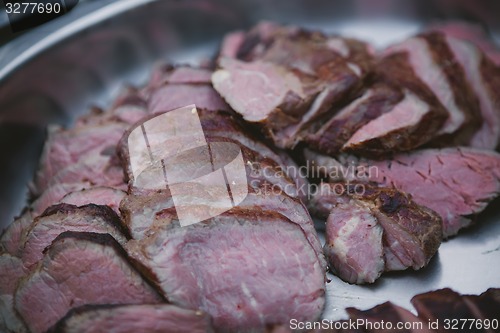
[0,0,499,321]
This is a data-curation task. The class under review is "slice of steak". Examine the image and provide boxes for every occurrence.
[59,187,126,215]
[126,208,325,332]
[305,83,404,156]
[213,24,373,148]
[31,182,91,215]
[365,148,500,237]
[429,21,500,65]
[463,288,500,322]
[35,122,127,193]
[419,32,482,144]
[445,36,500,149]
[341,89,439,157]
[381,35,472,138]
[0,254,28,333]
[15,232,163,333]
[219,30,245,58]
[306,148,500,238]
[0,212,33,257]
[48,304,213,333]
[22,203,129,269]
[346,302,432,333]
[318,183,442,284]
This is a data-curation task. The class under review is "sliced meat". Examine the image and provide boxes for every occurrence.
[59,187,126,214]
[429,21,500,65]
[213,23,373,148]
[347,302,432,333]
[219,30,245,58]
[318,183,442,284]
[35,122,127,193]
[15,232,163,333]
[305,83,404,156]
[307,148,500,237]
[22,203,129,269]
[126,208,325,332]
[0,212,33,257]
[342,90,442,157]
[31,182,91,215]
[149,84,230,114]
[364,148,500,237]
[445,36,500,149]
[48,304,213,333]
[0,254,28,333]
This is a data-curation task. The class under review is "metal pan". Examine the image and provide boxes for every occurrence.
[1,0,499,321]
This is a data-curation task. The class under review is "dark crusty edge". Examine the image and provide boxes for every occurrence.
[342,53,449,157]
[39,203,131,239]
[420,32,483,145]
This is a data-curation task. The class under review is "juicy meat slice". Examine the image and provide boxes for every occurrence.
[35,122,127,193]
[149,84,230,114]
[59,186,126,214]
[365,148,500,237]
[15,232,163,333]
[318,183,442,284]
[213,23,373,148]
[445,36,500,149]
[0,212,33,257]
[305,83,404,156]
[342,90,443,157]
[306,147,500,238]
[31,182,91,215]
[429,21,500,65]
[0,254,28,333]
[323,198,385,284]
[49,304,213,333]
[346,302,432,333]
[126,209,325,332]
[22,203,129,269]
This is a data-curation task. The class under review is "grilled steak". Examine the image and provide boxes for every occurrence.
[212,23,372,148]
[313,183,442,284]
[49,304,213,333]
[22,203,129,269]
[15,232,163,333]
[31,182,91,215]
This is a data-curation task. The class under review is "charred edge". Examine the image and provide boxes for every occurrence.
[40,203,131,240]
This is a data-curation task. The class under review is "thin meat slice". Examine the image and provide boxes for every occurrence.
[59,187,126,215]
[126,208,325,332]
[31,182,91,215]
[213,23,372,148]
[15,232,163,333]
[365,148,500,237]
[346,302,432,333]
[445,36,500,149]
[318,183,442,284]
[0,254,28,333]
[305,83,404,156]
[0,212,33,257]
[22,203,129,269]
[429,21,500,65]
[35,122,127,193]
[48,304,213,333]
[342,90,440,157]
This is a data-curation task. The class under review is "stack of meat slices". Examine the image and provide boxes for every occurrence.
[0,64,326,332]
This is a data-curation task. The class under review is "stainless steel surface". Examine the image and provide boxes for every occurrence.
[0,0,499,322]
